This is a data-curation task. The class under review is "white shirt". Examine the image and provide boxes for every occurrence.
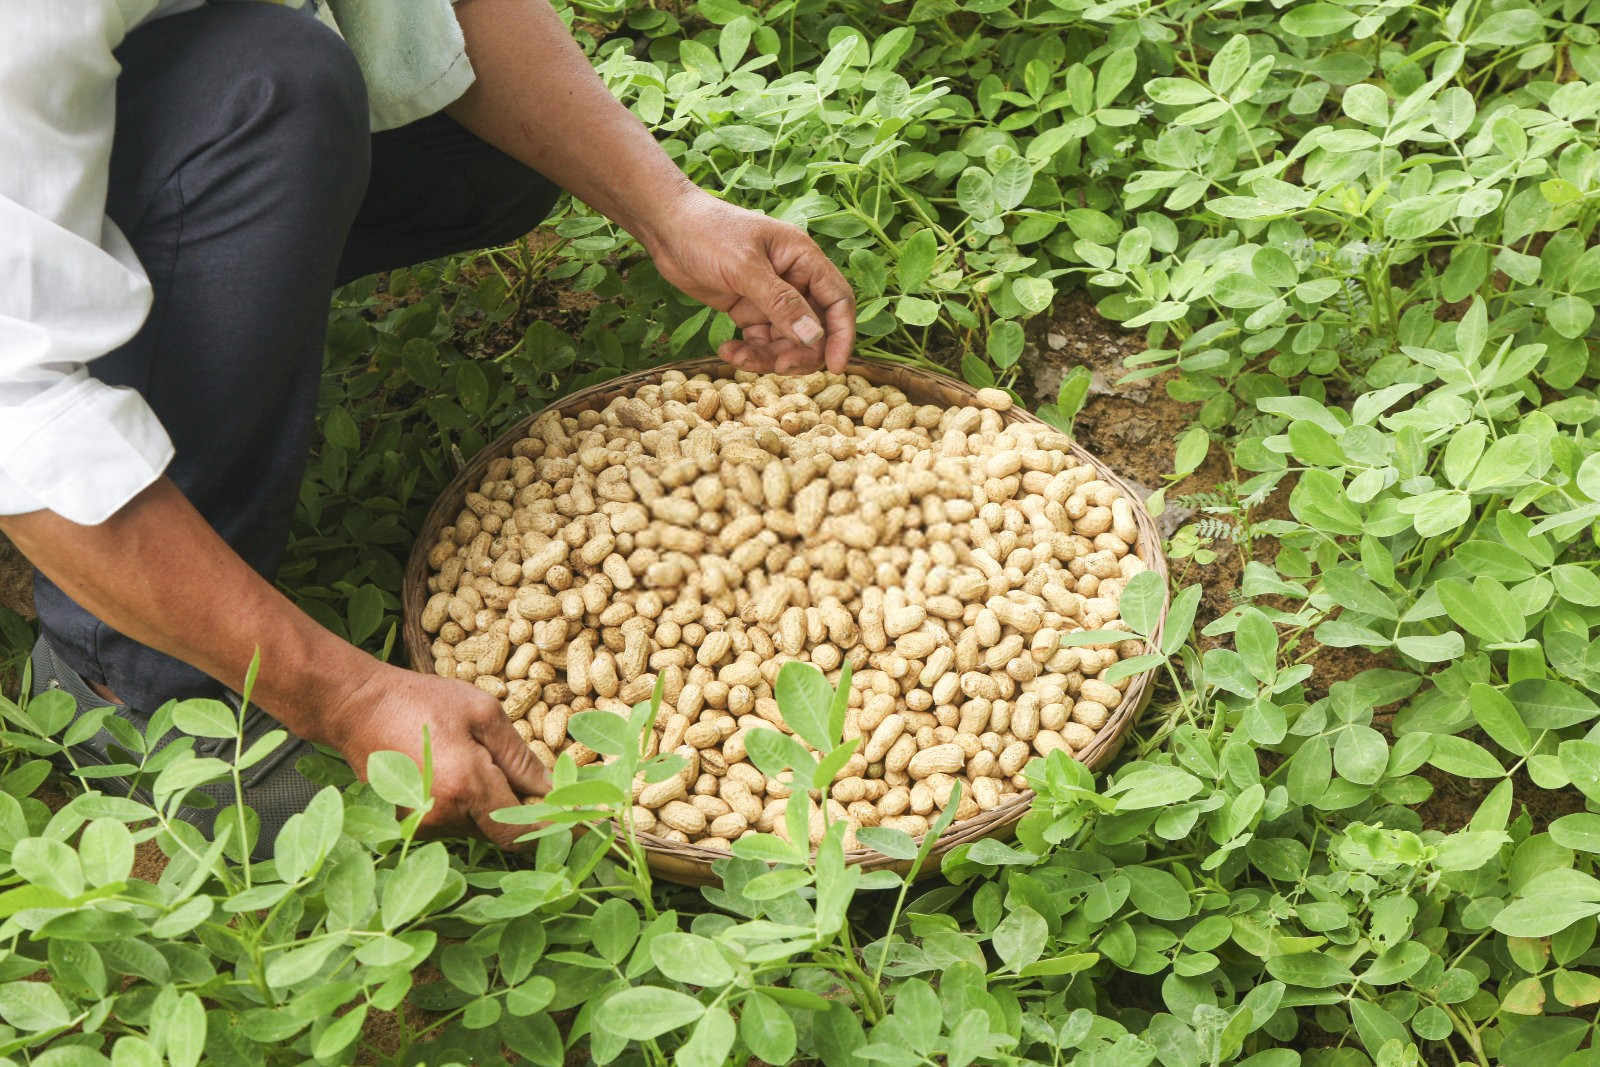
[0,0,473,525]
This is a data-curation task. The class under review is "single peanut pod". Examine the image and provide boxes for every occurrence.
[1034,729,1071,758]
[863,713,906,763]
[709,812,748,838]
[972,776,1002,811]
[1073,700,1110,729]
[907,742,964,779]
[721,780,762,821]
[659,800,707,835]
[832,777,871,803]
[1063,722,1097,749]
[884,604,928,638]
[1011,700,1040,742]
[882,813,929,836]
[1080,679,1122,707]
[878,785,910,817]
[638,774,688,809]
[690,793,731,818]
[998,740,1031,777]
[885,734,918,774]
[542,706,570,751]
[421,592,452,633]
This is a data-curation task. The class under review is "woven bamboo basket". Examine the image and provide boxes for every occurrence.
[403,357,1168,885]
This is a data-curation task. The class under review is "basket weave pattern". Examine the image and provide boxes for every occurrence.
[404,358,1169,885]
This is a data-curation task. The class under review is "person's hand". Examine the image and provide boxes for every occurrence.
[322,663,550,849]
[642,185,856,375]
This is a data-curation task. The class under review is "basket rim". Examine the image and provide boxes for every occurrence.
[403,356,1170,885]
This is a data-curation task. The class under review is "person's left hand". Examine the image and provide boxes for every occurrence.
[642,185,856,374]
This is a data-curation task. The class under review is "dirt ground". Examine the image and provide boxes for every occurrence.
[0,534,33,622]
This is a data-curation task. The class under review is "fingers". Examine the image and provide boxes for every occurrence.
[790,245,857,374]
[753,269,826,349]
[473,772,535,851]
[732,227,856,375]
[469,713,551,799]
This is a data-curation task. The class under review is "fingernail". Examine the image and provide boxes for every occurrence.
[794,316,824,344]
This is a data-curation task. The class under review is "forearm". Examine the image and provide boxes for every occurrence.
[448,0,691,252]
[0,479,371,745]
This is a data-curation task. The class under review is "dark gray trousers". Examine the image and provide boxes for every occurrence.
[33,3,560,713]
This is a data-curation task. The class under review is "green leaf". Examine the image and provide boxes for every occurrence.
[1511,679,1600,729]
[1120,570,1166,639]
[1266,951,1354,988]
[739,990,796,1064]
[567,710,632,757]
[1433,86,1476,138]
[1468,8,1544,46]
[78,818,134,887]
[1550,814,1600,854]
[1012,276,1055,315]
[677,1006,737,1067]
[266,937,341,988]
[1055,365,1092,421]
[1234,609,1278,682]
[895,295,941,326]
[1334,725,1388,786]
[1470,683,1533,757]
[1494,897,1600,938]
[651,933,734,987]
[347,583,386,646]
[324,405,360,450]
[897,229,937,292]
[992,157,1034,212]
[1549,295,1595,339]
[1429,735,1506,779]
[1433,830,1510,871]
[1207,35,1251,94]
[601,986,705,1040]
[775,661,833,753]
[12,837,84,899]
[367,750,426,810]
[1468,434,1540,491]
[856,827,918,860]
[381,841,448,929]
[987,320,1024,369]
[992,904,1047,972]
[1342,83,1389,126]
[591,897,640,965]
[1161,585,1202,659]
[170,699,237,740]
[1282,3,1358,36]
[1438,577,1526,644]
[313,1005,365,1059]
[0,981,72,1031]
[1146,78,1212,106]
[1112,766,1202,810]
[163,991,206,1067]
[1125,866,1190,920]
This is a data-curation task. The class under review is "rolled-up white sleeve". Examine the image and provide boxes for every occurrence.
[0,2,174,526]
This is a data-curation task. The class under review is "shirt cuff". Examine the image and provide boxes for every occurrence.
[0,370,174,525]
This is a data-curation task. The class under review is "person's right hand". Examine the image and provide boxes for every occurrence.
[322,663,550,849]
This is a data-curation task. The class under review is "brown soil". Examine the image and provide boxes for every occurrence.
[1414,759,1588,835]
[357,965,446,1066]
[0,534,33,621]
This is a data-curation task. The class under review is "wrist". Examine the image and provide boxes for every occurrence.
[626,175,706,261]
[251,630,383,750]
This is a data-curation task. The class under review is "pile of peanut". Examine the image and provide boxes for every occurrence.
[419,370,1147,851]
